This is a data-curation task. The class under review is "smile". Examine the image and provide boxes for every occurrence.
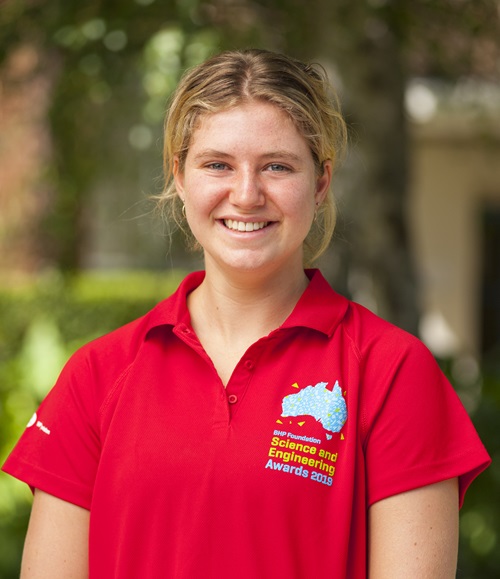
[223,219,269,232]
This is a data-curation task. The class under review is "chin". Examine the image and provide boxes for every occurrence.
[215,251,303,277]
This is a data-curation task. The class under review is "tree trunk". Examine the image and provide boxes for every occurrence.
[0,44,59,277]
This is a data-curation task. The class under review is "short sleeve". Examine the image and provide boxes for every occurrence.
[2,348,101,509]
[363,335,491,508]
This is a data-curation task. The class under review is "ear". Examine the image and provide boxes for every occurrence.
[314,160,333,206]
[173,156,185,199]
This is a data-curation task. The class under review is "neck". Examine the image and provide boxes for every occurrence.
[189,261,310,343]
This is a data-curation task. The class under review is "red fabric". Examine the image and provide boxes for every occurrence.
[2,270,490,578]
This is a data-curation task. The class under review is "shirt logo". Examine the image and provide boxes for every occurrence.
[27,412,51,435]
[264,380,347,487]
[27,412,38,428]
[281,380,347,435]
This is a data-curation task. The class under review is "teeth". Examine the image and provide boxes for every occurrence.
[224,219,268,232]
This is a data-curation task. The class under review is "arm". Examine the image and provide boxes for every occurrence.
[21,489,90,579]
[368,477,459,578]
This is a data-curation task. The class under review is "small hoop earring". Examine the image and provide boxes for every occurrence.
[182,203,186,218]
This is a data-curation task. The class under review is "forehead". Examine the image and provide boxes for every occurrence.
[187,101,310,155]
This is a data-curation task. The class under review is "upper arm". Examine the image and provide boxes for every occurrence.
[368,477,459,579]
[21,489,90,579]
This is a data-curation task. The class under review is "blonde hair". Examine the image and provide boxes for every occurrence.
[159,48,347,263]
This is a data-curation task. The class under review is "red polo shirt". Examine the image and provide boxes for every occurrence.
[3,270,490,578]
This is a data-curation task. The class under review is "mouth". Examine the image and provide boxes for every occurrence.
[223,219,270,232]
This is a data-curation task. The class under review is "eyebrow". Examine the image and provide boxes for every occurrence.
[193,149,304,163]
[261,151,303,163]
[193,150,233,162]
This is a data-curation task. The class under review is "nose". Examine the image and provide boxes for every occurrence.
[229,167,265,209]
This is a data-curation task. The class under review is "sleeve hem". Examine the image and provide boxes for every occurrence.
[2,458,93,510]
[367,452,491,509]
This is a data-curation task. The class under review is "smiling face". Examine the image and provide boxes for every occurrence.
[173,100,332,280]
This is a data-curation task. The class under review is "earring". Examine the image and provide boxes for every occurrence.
[314,201,320,221]
[181,203,186,218]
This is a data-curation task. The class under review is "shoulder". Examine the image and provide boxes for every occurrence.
[68,270,202,368]
[339,300,446,429]
[73,312,150,366]
[59,295,179,401]
[304,270,432,369]
[46,272,202,411]
[341,300,430,365]
[305,270,424,358]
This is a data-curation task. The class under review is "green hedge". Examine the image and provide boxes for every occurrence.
[456,361,500,577]
[0,270,498,577]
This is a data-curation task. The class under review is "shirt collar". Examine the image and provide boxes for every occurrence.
[280,269,349,336]
[145,269,349,338]
[144,271,205,333]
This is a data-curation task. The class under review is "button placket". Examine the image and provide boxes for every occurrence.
[224,352,260,415]
[244,359,254,371]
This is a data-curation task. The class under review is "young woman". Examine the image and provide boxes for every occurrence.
[3,49,490,578]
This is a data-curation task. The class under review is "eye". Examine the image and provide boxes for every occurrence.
[206,162,228,171]
[266,163,290,172]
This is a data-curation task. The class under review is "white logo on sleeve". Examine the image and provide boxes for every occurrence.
[27,412,51,435]
[27,413,37,428]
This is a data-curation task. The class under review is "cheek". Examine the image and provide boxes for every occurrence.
[284,182,317,215]
[183,177,220,210]
[183,183,228,242]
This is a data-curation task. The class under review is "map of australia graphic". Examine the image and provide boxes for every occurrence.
[281,381,347,434]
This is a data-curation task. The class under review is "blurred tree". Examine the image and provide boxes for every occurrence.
[0,0,217,272]
[2,0,498,319]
